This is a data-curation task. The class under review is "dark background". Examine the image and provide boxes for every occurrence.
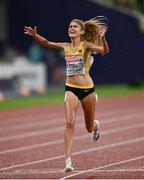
[7,0,144,85]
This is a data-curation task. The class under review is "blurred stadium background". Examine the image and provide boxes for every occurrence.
[0,0,144,105]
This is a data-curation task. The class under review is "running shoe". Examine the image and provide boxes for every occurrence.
[91,120,100,142]
[64,157,74,173]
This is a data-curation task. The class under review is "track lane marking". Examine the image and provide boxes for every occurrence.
[0,136,144,171]
[0,113,143,142]
[0,108,143,132]
[60,155,144,179]
[0,169,144,175]
[0,122,144,155]
[0,106,143,127]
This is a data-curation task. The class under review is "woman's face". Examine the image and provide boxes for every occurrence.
[68,21,84,38]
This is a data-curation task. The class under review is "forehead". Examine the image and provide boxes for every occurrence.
[69,21,81,27]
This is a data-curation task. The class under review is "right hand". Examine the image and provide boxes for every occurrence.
[24,26,37,36]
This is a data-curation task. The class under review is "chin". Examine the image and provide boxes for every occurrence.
[69,34,76,38]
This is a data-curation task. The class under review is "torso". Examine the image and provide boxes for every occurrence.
[64,41,94,87]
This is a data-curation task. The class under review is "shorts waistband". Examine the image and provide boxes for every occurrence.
[65,83,94,89]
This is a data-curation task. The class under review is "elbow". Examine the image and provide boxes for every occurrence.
[105,48,109,55]
[43,40,49,47]
[101,50,109,56]
[103,46,109,55]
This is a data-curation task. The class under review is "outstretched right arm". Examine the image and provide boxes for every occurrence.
[24,26,67,49]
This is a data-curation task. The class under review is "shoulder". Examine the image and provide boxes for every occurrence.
[64,42,70,47]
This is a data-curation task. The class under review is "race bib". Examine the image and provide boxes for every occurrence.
[65,54,85,76]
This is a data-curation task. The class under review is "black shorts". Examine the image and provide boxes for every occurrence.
[65,85,95,100]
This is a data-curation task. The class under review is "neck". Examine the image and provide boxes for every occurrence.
[71,37,81,48]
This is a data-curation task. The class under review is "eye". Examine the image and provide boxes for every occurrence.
[69,24,78,28]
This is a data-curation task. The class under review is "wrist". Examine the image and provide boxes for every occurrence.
[32,32,37,38]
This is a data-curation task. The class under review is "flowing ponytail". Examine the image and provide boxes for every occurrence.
[83,18,101,45]
[83,16,108,45]
[71,16,108,45]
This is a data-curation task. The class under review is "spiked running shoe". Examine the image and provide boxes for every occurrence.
[64,157,74,173]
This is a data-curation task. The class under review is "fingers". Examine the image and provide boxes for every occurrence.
[24,26,32,30]
[24,32,29,35]
[24,26,37,35]
[99,25,107,35]
[101,26,107,32]
[24,26,31,33]
[99,26,107,37]
[24,26,37,31]
[99,24,107,29]
[24,27,30,35]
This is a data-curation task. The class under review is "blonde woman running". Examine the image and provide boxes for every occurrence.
[24,16,109,172]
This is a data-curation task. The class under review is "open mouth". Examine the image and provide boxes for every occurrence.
[69,30,76,35]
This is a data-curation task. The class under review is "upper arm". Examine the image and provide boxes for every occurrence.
[85,42,105,55]
[45,41,68,49]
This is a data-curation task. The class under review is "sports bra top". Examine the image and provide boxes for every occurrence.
[64,41,93,76]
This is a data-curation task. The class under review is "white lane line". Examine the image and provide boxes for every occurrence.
[0,136,144,171]
[0,106,143,128]
[1,169,143,175]
[60,156,144,179]
[81,169,144,172]
[0,114,80,132]
[0,113,57,126]
[0,113,143,142]
[0,117,64,132]
[0,108,143,132]
[0,122,144,155]
[0,126,64,142]
[0,169,65,174]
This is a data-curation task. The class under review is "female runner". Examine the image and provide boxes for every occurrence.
[24,17,109,172]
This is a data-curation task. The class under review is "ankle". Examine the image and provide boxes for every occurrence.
[65,157,72,163]
[93,120,99,132]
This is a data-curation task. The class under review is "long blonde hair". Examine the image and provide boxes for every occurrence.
[71,17,108,46]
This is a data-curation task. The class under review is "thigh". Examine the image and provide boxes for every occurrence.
[64,91,79,124]
[81,93,96,131]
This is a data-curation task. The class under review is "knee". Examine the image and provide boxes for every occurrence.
[66,121,75,129]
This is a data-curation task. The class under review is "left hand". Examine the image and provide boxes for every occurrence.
[99,25,107,38]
